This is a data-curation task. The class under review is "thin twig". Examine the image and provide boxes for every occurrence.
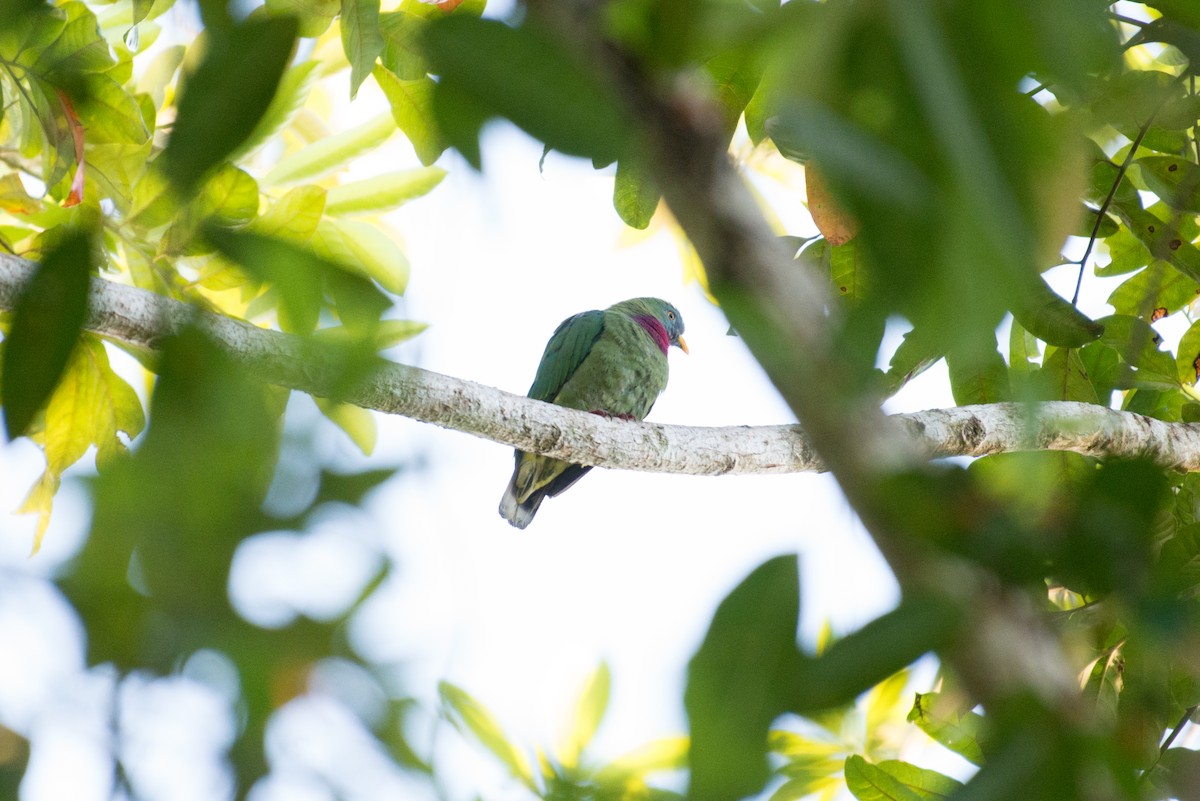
[1071,80,1181,305]
[1107,12,1149,28]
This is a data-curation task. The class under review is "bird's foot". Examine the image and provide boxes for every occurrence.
[589,410,637,421]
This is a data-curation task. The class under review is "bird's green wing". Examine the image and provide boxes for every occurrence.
[528,310,606,402]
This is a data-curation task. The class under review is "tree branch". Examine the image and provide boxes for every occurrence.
[4,253,1200,476]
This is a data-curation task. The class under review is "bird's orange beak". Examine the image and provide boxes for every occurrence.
[676,336,689,354]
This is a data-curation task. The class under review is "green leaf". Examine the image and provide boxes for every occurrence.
[379,10,425,79]
[1137,156,1200,214]
[265,113,395,186]
[43,335,145,474]
[249,185,327,242]
[906,692,986,766]
[844,756,963,801]
[2,227,93,439]
[686,555,801,801]
[373,67,446,166]
[1008,319,1041,376]
[162,18,299,195]
[341,0,383,99]
[313,318,427,350]
[266,0,339,37]
[206,226,390,334]
[1107,262,1199,320]
[312,218,409,295]
[72,72,150,145]
[1030,348,1100,403]
[1097,224,1151,277]
[232,60,322,162]
[1095,314,1177,389]
[883,326,943,398]
[439,682,537,791]
[1110,200,1200,285]
[557,661,610,768]
[1177,318,1200,385]
[197,164,260,225]
[314,397,376,455]
[422,16,631,163]
[1010,274,1103,348]
[324,167,446,215]
[614,158,660,229]
[947,345,1011,405]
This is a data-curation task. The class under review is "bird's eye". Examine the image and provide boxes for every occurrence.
[667,310,676,321]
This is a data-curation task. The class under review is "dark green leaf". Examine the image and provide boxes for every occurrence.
[1097,225,1151,277]
[1010,274,1103,348]
[1029,348,1100,403]
[686,555,801,801]
[791,597,957,714]
[883,326,943,398]
[423,16,631,163]
[162,18,298,195]
[2,227,92,439]
[947,345,1011,406]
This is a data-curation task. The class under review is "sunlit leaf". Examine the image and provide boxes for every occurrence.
[595,736,689,783]
[439,681,537,791]
[314,397,376,455]
[324,167,446,216]
[907,692,985,766]
[557,661,610,768]
[250,185,327,242]
[264,113,396,186]
[266,0,339,37]
[844,756,963,801]
[373,67,445,166]
[312,218,409,295]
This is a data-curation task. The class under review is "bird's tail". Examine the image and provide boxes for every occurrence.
[499,473,542,529]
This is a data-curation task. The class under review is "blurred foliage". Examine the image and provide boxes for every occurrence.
[7,0,1200,800]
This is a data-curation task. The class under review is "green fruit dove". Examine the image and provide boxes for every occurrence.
[499,297,688,529]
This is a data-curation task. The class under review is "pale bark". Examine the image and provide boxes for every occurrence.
[3,253,1199,476]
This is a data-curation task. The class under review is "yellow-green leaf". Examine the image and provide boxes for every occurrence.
[557,661,610,768]
[373,66,445,166]
[438,681,536,791]
[315,397,376,455]
[250,185,327,242]
[18,471,58,555]
[314,319,428,350]
[595,736,689,783]
[264,113,396,186]
[44,337,145,474]
[312,218,409,295]
[325,167,446,216]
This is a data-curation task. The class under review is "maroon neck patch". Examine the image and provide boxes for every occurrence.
[633,314,670,354]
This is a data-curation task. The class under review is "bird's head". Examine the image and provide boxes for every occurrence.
[612,297,688,355]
